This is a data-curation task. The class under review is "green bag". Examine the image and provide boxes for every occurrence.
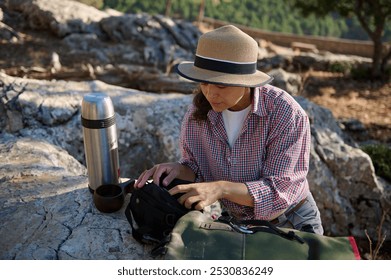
[163,211,361,260]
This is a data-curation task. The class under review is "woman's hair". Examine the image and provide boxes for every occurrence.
[191,86,211,122]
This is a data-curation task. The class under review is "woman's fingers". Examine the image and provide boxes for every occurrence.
[135,167,155,188]
[161,171,176,187]
[170,184,210,210]
[157,163,185,186]
[135,163,181,188]
[152,164,171,186]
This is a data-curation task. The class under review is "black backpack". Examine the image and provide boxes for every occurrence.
[125,178,191,247]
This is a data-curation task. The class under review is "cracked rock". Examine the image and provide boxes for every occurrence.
[0,135,150,260]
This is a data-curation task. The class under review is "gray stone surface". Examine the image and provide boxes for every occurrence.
[0,134,153,260]
[0,133,222,260]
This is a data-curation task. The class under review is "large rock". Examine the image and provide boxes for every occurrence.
[297,97,389,237]
[5,0,109,37]
[267,68,302,96]
[4,0,199,67]
[2,0,200,93]
[0,134,150,260]
[0,133,221,260]
[0,72,193,175]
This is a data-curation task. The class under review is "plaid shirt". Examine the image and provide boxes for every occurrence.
[178,84,310,220]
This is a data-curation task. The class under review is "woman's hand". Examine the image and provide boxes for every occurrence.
[134,162,195,188]
[169,181,254,210]
[169,181,224,210]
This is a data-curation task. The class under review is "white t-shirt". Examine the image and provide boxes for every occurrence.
[222,105,251,148]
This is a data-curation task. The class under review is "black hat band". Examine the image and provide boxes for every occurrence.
[194,55,257,75]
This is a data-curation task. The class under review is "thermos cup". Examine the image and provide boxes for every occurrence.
[81,92,120,193]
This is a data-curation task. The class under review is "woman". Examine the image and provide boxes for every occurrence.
[135,25,323,235]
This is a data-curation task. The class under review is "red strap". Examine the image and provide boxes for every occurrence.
[348,236,361,260]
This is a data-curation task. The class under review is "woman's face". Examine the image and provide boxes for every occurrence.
[200,83,251,112]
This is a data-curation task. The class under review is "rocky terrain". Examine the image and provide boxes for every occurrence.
[0,0,390,259]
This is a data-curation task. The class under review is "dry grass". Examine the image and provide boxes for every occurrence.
[364,210,388,260]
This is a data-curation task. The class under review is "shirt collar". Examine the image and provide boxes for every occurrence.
[252,86,268,117]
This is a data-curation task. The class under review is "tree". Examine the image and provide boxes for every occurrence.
[289,0,391,79]
[197,0,206,24]
[165,0,172,17]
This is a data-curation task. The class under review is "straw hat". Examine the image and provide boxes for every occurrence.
[176,25,272,87]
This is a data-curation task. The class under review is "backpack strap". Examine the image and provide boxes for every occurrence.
[124,201,161,244]
[218,216,305,244]
[150,235,172,257]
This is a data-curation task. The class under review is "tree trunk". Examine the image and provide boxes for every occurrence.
[353,0,387,79]
[197,0,205,24]
[380,46,391,77]
[371,37,383,78]
[165,0,172,17]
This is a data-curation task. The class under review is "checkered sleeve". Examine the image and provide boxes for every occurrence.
[246,97,311,220]
[178,106,203,182]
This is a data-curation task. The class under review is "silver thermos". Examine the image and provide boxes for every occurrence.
[81,92,120,192]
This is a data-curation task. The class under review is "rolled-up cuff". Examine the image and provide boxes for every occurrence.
[178,159,201,182]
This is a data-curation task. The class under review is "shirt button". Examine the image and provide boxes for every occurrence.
[227,157,231,163]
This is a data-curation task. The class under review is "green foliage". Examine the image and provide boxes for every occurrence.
[201,0,351,38]
[95,0,391,42]
[288,0,391,42]
[329,61,352,74]
[350,64,371,80]
[384,66,391,82]
[362,144,391,182]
